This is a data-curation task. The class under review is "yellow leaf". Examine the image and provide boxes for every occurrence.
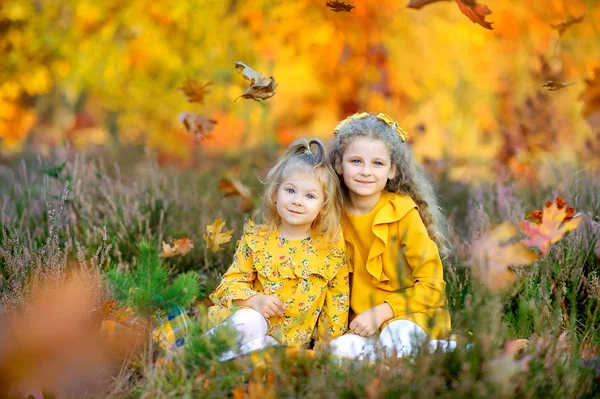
[203,218,234,253]
[161,237,194,258]
[521,202,582,254]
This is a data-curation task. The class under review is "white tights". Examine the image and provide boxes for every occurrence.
[329,320,456,361]
[206,308,279,361]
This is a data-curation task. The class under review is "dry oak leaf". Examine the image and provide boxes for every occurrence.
[551,14,585,36]
[218,170,254,213]
[203,218,234,253]
[471,223,538,292]
[161,237,194,258]
[456,0,493,30]
[234,61,278,101]
[526,196,575,225]
[179,78,212,104]
[542,81,575,91]
[179,112,217,139]
[326,0,355,12]
[521,201,582,254]
[407,0,451,9]
[580,67,600,131]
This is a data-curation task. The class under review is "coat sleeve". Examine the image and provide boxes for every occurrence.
[383,208,447,317]
[209,235,260,308]
[317,243,350,341]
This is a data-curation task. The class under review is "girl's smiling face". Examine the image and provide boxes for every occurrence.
[339,137,396,204]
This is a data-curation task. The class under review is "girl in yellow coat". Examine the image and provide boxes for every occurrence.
[328,112,455,360]
[207,139,349,360]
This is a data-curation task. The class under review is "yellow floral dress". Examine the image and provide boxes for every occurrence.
[208,221,349,346]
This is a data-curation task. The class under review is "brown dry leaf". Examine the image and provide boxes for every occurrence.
[521,201,582,254]
[234,62,278,101]
[179,112,217,139]
[232,384,246,399]
[366,377,381,399]
[471,223,538,292]
[526,196,576,225]
[407,0,451,9]
[179,78,213,104]
[580,67,600,131]
[551,14,585,36]
[456,0,493,30]
[484,342,532,390]
[542,81,575,91]
[203,218,234,253]
[161,237,194,258]
[326,0,355,12]
[218,169,254,212]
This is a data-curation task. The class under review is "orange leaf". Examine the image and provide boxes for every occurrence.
[203,218,234,253]
[218,169,254,212]
[521,202,582,254]
[525,196,575,224]
[161,237,194,258]
[542,81,575,91]
[407,0,450,9]
[550,14,585,36]
[471,223,538,292]
[234,62,278,101]
[179,78,212,104]
[455,0,493,30]
[179,112,217,139]
[326,1,356,13]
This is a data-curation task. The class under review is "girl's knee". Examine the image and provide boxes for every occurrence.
[378,320,428,357]
[230,308,268,340]
[329,333,373,359]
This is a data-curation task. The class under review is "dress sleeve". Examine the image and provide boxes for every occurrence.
[383,208,447,317]
[317,242,350,341]
[209,235,260,308]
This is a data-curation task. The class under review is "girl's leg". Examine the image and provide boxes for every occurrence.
[328,333,376,360]
[376,319,429,358]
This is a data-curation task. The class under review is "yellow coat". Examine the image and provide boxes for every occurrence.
[342,192,451,339]
[208,221,349,345]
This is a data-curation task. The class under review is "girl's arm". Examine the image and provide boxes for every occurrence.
[383,208,447,318]
[209,235,260,308]
[317,253,350,341]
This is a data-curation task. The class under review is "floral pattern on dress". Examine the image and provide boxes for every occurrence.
[208,221,349,345]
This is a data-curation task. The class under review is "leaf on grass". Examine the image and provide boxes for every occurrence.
[551,14,585,36]
[218,169,254,212]
[542,81,575,91]
[471,223,538,292]
[456,0,493,30]
[161,237,194,258]
[179,79,213,104]
[407,0,450,9]
[484,341,532,388]
[580,67,600,131]
[521,201,582,254]
[526,196,575,224]
[326,1,356,12]
[179,112,217,139]
[203,218,234,253]
[234,62,278,101]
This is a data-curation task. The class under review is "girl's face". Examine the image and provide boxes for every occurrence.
[339,137,396,201]
[275,169,325,235]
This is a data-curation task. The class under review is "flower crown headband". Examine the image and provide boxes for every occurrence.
[333,112,408,142]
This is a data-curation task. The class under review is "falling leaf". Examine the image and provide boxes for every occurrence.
[542,81,575,91]
[406,0,451,9]
[455,0,493,30]
[471,223,538,292]
[326,0,355,12]
[179,112,217,139]
[484,340,532,390]
[161,237,194,258]
[218,169,254,212]
[521,201,582,254]
[526,196,576,225]
[179,78,213,104]
[234,61,278,101]
[580,67,600,131]
[551,14,585,36]
[203,218,234,253]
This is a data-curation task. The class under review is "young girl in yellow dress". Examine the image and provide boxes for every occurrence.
[207,139,349,360]
[327,112,455,360]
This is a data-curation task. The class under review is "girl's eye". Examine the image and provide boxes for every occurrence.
[351,159,361,164]
[306,194,315,199]
[374,161,383,166]
[286,188,295,194]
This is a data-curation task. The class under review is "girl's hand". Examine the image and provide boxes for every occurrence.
[349,303,394,337]
[240,294,287,319]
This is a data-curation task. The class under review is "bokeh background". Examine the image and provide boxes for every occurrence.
[1,0,599,180]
